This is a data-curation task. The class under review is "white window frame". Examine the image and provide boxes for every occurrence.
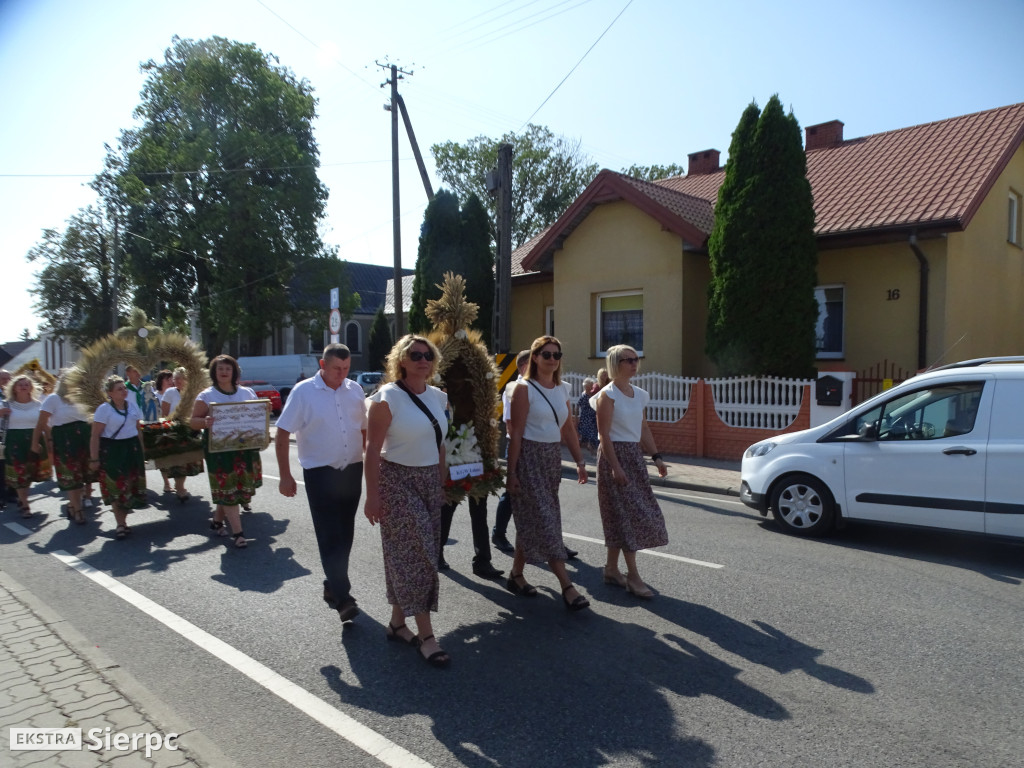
[1009,190,1022,246]
[815,284,845,360]
[595,290,644,358]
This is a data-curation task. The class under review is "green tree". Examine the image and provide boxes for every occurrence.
[367,306,392,372]
[26,206,124,347]
[113,36,329,356]
[459,193,495,346]
[432,124,599,249]
[410,190,462,333]
[620,163,686,181]
[706,96,818,377]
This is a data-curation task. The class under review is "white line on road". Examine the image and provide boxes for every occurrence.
[655,489,746,505]
[4,522,33,536]
[49,551,432,768]
[561,533,724,569]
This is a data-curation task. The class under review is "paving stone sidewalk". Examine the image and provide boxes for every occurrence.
[0,571,232,768]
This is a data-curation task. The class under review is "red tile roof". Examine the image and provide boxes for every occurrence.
[515,102,1024,273]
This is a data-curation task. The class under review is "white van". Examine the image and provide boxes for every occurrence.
[235,354,320,403]
[740,357,1024,541]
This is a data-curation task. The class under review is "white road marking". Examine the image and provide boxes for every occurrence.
[4,522,33,536]
[656,489,745,505]
[562,533,724,569]
[49,551,432,768]
[262,473,303,486]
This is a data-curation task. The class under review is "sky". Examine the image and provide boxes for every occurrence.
[1,0,1022,343]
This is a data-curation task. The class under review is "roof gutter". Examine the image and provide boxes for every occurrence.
[908,233,929,370]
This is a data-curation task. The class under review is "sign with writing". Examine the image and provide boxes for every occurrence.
[449,462,484,481]
[208,400,271,453]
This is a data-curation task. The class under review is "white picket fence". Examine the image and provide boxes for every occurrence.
[564,371,810,429]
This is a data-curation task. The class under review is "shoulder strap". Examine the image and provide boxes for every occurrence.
[527,379,561,426]
[395,380,443,450]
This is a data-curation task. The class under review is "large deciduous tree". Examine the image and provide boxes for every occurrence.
[27,206,124,347]
[114,36,331,356]
[620,163,686,181]
[706,95,818,377]
[431,124,599,249]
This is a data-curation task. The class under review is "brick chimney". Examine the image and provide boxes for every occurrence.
[805,120,844,150]
[687,149,720,175]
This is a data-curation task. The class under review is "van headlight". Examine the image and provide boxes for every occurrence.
[744,441,776,459]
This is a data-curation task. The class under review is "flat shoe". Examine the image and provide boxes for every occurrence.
[115,525,129,539]
[386,622,419,646]
[602,568,628,588]
[626,580,654,599]
[336,601,359,622]
[472,561,504,579]
[505,573,538,597]
[417,635,450,668]
[176,492,190,504]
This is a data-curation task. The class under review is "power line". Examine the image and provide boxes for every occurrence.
[521,0,633,128]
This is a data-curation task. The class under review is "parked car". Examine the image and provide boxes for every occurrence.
[740,357,1024,541]
[354,371,383,396]
[240,380,282,416]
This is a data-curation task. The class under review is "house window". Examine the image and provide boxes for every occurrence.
[1009,190,1022,246]
[545,306,555,337]
[345,321,361,353]
[815,285,844,359]
[596,291,643,356]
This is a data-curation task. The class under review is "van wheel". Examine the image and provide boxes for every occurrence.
[769,474,835,537]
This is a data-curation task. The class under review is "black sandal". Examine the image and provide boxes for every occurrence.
[417,635,450,667]
[562,584,590,612]
[386,622,419,646]
[210,520,227,536]
[505,573,538,597]
[115,525,129,539]
[231,531,247,548]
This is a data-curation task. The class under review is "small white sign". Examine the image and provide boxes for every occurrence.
[10,728,82,751]
[449,462,484,481]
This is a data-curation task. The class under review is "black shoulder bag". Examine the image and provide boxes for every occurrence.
[395,380,443,449]
[527,379,562,427]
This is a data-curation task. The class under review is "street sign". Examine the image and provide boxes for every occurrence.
[329,308,342,342]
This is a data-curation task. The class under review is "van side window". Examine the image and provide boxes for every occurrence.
[874,382,984,441]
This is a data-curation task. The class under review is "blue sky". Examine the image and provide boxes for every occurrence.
[1,0,1021,342]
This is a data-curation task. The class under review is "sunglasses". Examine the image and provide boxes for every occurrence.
[621,357,639,364]
[407,350,435,362]
[538,351,563,360]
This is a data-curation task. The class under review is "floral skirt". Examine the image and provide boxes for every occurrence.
[511,439,566,565]
[378,460,441,616]
[597,441,669,552]
[204,448,262,506]
[51,421,98,491]
[160,460,204,480]
[98,437,147,509]
[4,429,42,489]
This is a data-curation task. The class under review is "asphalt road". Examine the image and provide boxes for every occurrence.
[2,442,1022,768]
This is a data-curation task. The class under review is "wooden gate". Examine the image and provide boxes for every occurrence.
[851,360,911,406]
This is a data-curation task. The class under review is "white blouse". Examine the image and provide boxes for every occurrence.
[196,385,258,406]
[590,383,650,442]
[7,400,41,431]
[94,400,143,440]
[370,382,448,467]
[521,379,571,443]
[41,393,89,427]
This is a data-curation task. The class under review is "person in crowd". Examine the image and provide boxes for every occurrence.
[157,367,202,502]
[190,355,265,548]
[505,336,590,611]
[154,370,175,494]
[124,365,147,412]
[4,374,44,518]
[33,372,95,524]
[364,335,451,667]
[275,343,367,624]
[591,344,669,599]
[0,369,12,510]
[597,367,610,390]
[89,375,146,539]
[576,376,599,453]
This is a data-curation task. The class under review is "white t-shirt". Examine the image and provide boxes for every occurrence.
[94,400,143,440]
[521,379,571,443]
[7,400,41,430]
[370,382,448,467]
[590,383,650,442]
[501,375,522,422]
[276,371,367,470]
[196,385,258,407]
[161,386,182,415]
[41,393,89,427]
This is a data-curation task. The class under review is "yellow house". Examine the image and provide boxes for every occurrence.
[511,103,1024,381]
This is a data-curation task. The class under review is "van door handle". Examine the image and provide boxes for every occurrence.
[942,446,977,456]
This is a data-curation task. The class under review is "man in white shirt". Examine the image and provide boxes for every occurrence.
[275,344,367,623]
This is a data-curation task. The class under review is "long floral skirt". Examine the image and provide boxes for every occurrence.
[161,459,204,481]
[378,460,442,616]
[98,437,147,509]
[597,441,669,552]
[4,429,40,489]
[51,421,97,491]
[204,447,262,506]
[511,439,566,565]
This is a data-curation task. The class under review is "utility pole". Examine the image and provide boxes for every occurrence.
[111,216,120,334]
[494,143,513,354]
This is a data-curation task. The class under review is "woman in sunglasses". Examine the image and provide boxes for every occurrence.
[590,344,668,598]
[364,335,452,667]
[505,336,590,611]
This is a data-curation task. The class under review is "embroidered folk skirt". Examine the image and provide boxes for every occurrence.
[51,420,97,491]
[511,438,566,565]
[378,460,442,616]
[160,459,204,481]
[203,447,262,506]
[4,429,40,489]
[98,437,147,509]
[597,441,669,552]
